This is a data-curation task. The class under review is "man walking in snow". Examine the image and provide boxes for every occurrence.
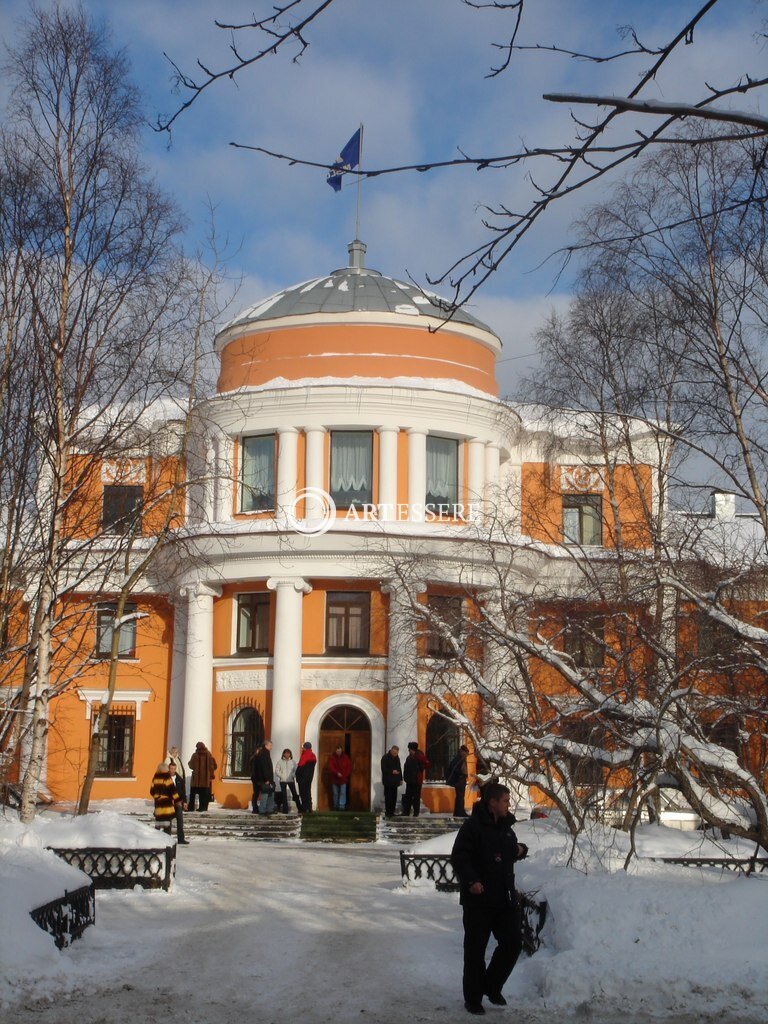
[450,782,528,1015]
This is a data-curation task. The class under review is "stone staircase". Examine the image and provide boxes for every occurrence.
[377,814,462,847]
[135,810,301,842]
[131,809,462,845]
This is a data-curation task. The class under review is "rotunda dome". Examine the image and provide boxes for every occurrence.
[215,240,502,397]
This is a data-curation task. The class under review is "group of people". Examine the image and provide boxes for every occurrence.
[250,740,318,816]
[380,742,430,817]
[149,740,218,844]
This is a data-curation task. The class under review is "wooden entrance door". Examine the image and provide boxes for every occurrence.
[317,705,372,811]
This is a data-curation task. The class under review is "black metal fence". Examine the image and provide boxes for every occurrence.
[29,883,95,949]
[399,851,458,890]
[48,846,176,890]
[652,855,768,874]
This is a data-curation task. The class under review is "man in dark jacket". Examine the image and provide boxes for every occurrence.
[450,783,528,1015]
[380,745,403,817]
[295,741,317,813]
[402,741,429,817]
[251,740,275,816]
[446,744,470,817]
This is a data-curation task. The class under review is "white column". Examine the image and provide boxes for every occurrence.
[180,582,220,762]
[304,427,326,521]
[167,597,188,749]
[377,426,399,520]
[267,576,311,759]
[203,437,216,523]
[214,434,234,522]
[467,438,486,522]
[407,427,427,522]
[383,581,424,754]
[484,442,501,514]
[276,427,299,525]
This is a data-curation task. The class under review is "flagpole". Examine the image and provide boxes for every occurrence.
[355,122,363,240]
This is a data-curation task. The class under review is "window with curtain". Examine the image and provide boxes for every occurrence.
[236,594,270,653]
[330,431,373,506]
[326,592,370,653]
[425,713,460,782]
[228,705,265,776]
[563,614,605,669]
[426,436,459,513]
[93,705,135,776]
[95,603,137,658]
[241,434,275,512]
[562,494,602,545]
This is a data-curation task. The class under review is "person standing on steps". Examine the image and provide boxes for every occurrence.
[166,745,187,810]
[446,744,470,817]
[187,741,217,812]
[450,782,529,1016]
[251,740,276,816]
[380,745,403,818]
[328,743,352,810]
[295,741,317,813]
[402,741,430,817]
[274,748,300,813]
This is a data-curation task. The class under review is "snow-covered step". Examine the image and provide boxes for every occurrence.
[377,815,462,846]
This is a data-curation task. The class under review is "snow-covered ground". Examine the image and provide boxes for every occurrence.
[1,807,767,1023]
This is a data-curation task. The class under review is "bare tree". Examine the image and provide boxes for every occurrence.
[0,5,212,821]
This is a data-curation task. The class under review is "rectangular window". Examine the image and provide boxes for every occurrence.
[563,615,604,669]
[426,436,459,513]
[426,595,463,657]
[241,434,276,512]
[696,612,733,660]
[236,594,270,653]
[93,706,135,777]
[102,484,143,536]
[562,494,602,546]
[326,591,370,654]
[95,603,137,659]
[330,431,373,507]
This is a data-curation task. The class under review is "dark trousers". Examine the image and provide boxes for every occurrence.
[383,784,399,816]
[251,782,261,813]
[402,782,422,816]
[453,781,467,817]
[155,804,185,843]
[462,903,522,1007]
[298,779,313,812]
[277,781,301,812]
[189,786,210,811]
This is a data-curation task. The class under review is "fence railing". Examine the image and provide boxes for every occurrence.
[29,883,95,949]
[48,846,176,890]
[651,855,768,874]
[399,852,458,890]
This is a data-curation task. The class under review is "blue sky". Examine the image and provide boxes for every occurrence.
[3,0,764,393]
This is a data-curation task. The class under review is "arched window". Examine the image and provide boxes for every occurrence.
[228,705,265,777]
[425,712,460,782]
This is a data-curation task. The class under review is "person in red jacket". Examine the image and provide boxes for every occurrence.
[402,741,430,817]
[327,744,352,810]
[295,741,317,813]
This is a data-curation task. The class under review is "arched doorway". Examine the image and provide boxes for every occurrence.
[318,704,372,810]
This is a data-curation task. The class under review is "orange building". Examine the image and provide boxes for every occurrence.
[31,241,666,813]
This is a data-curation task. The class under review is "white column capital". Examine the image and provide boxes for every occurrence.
[406,426,428,437]
[179,582,223,601]
[381,579,427,599]
[267,576,312,595]
[377,424,399,434]
[277,426,300,436]
[304,425,327,435]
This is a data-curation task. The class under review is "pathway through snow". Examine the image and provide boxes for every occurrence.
[9,841,760,1024]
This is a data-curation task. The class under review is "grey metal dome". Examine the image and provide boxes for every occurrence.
[223,240,496,336]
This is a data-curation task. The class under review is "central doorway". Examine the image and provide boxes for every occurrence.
[318,704,372,811]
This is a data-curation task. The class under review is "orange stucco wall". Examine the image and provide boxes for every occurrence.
[217,323,498,396]
[46,595,174,802]
[521,462,652,548]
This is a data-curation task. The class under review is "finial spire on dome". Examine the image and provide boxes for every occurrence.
[347,238,366,273]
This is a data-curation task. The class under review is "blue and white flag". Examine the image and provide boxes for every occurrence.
[327,128,361,192]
